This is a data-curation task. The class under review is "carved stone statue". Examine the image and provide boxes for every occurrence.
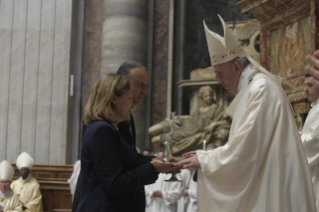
[149,86,231,154]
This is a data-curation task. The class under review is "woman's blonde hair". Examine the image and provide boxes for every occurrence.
[83,74,131,125]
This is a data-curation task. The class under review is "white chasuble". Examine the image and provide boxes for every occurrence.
[302,98,319,211]
[196,65,316,212]
[145,173,183,212]
[0,190,22,212]
[10,176,43,212]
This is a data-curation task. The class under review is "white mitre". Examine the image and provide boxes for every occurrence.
[16,152,34,170]
[203,15,282,85]
[0,160,14,180]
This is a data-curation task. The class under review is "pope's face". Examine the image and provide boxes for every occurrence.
[304,76,319,103]
[0,180,10,193]
[214,62,241,94]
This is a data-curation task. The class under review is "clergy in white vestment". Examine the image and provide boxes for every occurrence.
[145,172,183,212]
[178,15,316,212]
[177,169,192,212]
[186,170,197,212]
[10,152,43,212]
[0,160,23,212]
[69,160,81,201]
[301,73,319,211]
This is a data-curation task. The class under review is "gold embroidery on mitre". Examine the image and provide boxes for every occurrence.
[212,53,228,63]
[211,45,244,63]
[230,45,243,55]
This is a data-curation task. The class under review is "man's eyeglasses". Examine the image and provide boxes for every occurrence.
[0,181,10,185]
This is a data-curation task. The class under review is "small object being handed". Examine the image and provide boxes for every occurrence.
[163,141,182,182]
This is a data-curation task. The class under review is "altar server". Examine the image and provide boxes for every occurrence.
[177,169,192,212]
[145,173,183,212]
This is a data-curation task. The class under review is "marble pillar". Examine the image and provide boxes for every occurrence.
[102,0,148,148]
[152,0,169,125]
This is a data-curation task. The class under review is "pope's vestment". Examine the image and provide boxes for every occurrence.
[0,190,22,212]
[196,64,316,212]
[145,173,183,212]
[301,98,319,211]
[10,176,43,212]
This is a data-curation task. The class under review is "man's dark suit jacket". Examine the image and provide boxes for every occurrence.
[72,115,155,212]
[76,120,158,212]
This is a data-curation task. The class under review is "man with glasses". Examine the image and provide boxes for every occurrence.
[0,160,22,212]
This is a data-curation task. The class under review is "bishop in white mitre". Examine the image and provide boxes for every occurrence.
[178,15,316,212]
[302,73,319,211]
[0,160,22,212]
[10,152,43,212]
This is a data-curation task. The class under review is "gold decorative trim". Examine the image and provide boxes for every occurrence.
[211,45,244,63]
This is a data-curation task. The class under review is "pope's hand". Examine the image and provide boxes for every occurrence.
[305,50,319,80]
[151,160,182,173]
[178,152,201,169]
[181,151,197,158]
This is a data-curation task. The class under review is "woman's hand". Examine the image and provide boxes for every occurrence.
[151,160,182,173]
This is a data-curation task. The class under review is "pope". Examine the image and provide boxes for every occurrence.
[178,15,316,212]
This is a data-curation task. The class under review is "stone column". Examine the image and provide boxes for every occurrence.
[102,0,148,148]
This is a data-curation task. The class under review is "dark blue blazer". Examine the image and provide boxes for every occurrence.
[76,120,158,212]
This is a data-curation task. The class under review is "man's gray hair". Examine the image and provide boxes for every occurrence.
[116,62,146,78]
[228,57,250,69]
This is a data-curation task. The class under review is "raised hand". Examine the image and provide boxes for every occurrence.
[305,50,319,80]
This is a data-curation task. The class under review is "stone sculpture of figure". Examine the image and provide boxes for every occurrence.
[149,86,231,153]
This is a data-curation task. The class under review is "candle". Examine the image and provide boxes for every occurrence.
[203,139,206,150]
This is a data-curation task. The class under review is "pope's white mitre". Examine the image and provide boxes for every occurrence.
[204,15,284,87]
[16,152,34,170]
[204,15,245,66]
[0,160,14,180]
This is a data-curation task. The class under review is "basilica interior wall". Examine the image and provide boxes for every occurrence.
[0,0,73,164]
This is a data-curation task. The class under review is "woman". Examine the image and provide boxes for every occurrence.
[76,74,174,212]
